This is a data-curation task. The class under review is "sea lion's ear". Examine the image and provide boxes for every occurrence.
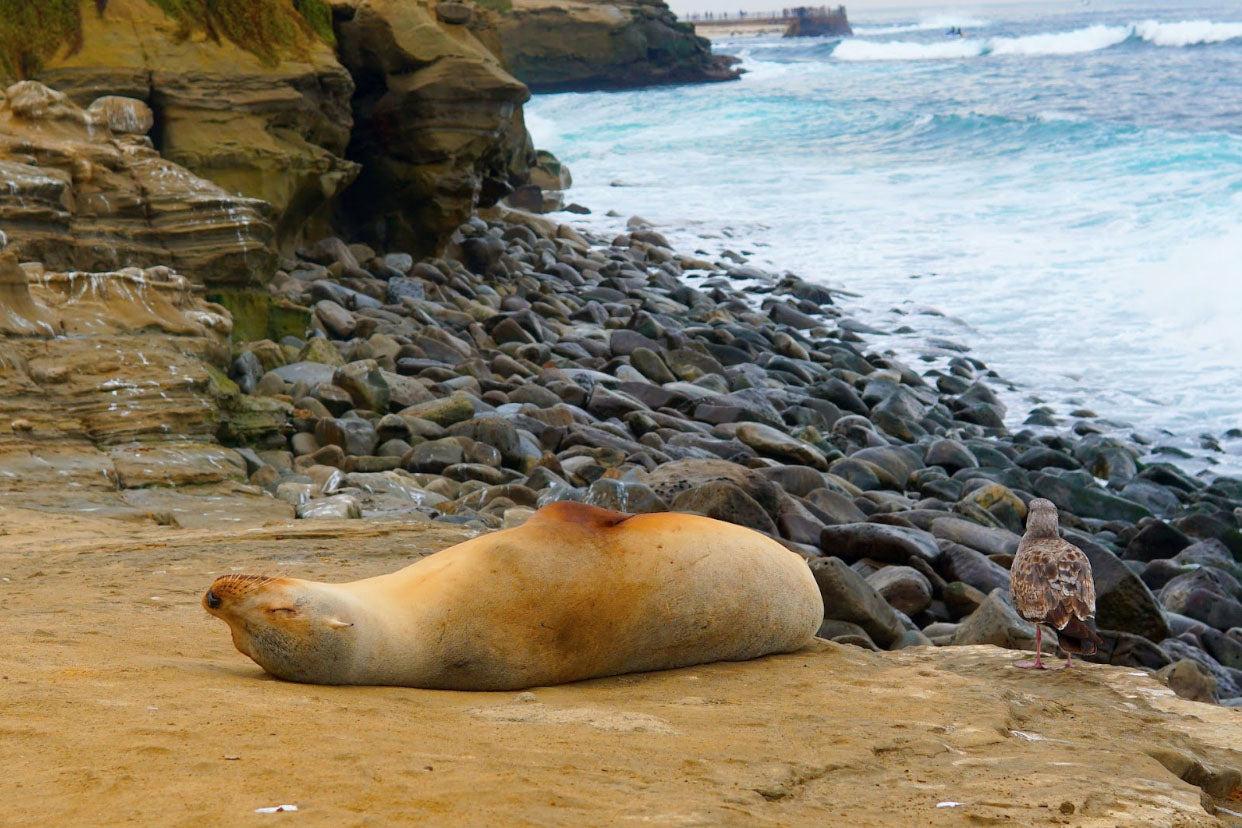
[324,617,353,629]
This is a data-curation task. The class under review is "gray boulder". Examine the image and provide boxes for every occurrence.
[808,557,905,648]
[1031,470,1152,523]
[670,481,777,535]
[1066,529,1170,643]
[930,516,1021,556]
[866,565,933,616]
[937,540,1012,594]
[643,459,782,518]
[1159,569,1242,631]
[819,522,941,565]
[584,479,667,514]
[952,590,1040,651]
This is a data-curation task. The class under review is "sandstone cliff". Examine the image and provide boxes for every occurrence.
[496,0,741,92]
[23,0,358,251]
[4,0,536,259]
[0,249,262,505]
[0,81,274,286]
[333,0,534,256]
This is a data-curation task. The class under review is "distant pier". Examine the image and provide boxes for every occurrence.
[688,5,852,38]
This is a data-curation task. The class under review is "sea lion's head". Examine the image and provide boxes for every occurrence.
[203,574,360,684]
[1024,498,1061,539]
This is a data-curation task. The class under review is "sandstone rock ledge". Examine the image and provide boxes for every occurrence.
[0,250,291,524]
[0,81,274,287]
[1,511,1239,826]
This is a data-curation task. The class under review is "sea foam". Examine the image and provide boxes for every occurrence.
[833,19,1242,62]
[1132,19,1242,47]
[853,15,990,36]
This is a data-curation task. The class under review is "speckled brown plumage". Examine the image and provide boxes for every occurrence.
[1011,498,1102,663]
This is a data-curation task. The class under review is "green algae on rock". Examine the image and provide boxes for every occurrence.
[0,0,83,78]
[0,0,337,79]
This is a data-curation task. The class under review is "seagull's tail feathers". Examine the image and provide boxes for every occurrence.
[1058,616,1104,656]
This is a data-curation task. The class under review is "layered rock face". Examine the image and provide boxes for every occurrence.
[29,0,358,250]
[0,81,274,287]
[334,0,533,256]
[496,0,741,92]
[0,250,252,499]
[10,0,535,258]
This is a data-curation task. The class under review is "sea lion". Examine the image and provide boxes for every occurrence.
[203,502,824,689]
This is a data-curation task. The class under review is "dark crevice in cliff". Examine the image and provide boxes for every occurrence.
[328,3,532,258]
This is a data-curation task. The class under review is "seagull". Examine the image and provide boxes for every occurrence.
[1010,498,1103,670]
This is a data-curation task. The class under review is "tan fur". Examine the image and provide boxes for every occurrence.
[203,502,824,689]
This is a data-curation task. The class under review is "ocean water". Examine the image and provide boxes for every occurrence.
[525,0,1242,476]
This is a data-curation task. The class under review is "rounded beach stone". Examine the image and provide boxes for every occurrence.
[808,556,904,649]
[866,566,933,616]
[670,480,777,535]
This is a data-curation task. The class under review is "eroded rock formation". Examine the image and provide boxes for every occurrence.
[27,0,358,250]
[0,250,260,500]
[334,0,534,256]
[0,81,274,287]
[496,0,741,92]
[9,0,539,258]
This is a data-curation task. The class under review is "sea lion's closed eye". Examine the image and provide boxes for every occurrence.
[266,606,298,616]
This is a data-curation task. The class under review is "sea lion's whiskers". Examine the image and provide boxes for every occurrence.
[211,573,282,598]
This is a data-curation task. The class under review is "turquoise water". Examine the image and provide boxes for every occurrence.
[526,1,1242,473]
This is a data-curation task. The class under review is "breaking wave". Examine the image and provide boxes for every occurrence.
[833,19,1242,62]
[853,15,991,36]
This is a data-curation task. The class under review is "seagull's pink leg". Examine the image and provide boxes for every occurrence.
[1015,625,1046,669]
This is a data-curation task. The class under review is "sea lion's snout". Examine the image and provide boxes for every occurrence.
[202,574,284,617]
[203,573,361,684]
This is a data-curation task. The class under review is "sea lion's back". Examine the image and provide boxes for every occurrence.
[414,504,823,689]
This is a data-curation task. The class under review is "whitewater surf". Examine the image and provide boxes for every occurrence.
[528,2,1242,474]
[833,19,1242,61]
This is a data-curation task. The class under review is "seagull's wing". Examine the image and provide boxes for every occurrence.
[1013,539,1096,629]
[1043,539,1096,628]
[1011,543,1054,621]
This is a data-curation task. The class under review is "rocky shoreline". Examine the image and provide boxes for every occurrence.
[194,200,1242,706]
[0,1,1238,718]
[2,5,1240,822]
[1,73,1239,710]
